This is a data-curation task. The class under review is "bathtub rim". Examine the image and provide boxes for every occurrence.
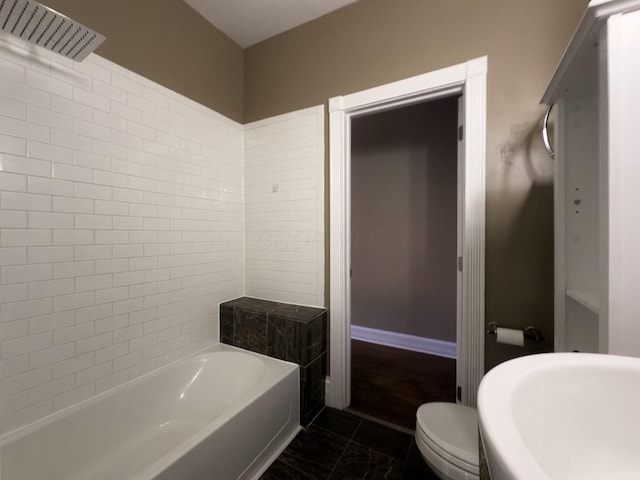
[133,347,301,480]
[0,341,298,446]
[142,368,300,480]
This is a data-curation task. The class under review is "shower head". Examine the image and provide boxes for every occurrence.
[0,0,105,62]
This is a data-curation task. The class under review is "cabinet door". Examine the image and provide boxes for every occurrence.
[603,11,640,356]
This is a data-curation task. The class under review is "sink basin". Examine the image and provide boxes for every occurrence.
[478,353,640,480]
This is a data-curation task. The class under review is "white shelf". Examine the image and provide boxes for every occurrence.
[566,289,599,313]
[553,2,640,355]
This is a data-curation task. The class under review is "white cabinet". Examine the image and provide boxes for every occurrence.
[544,0,640,356]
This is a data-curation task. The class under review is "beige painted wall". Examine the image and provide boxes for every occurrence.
[45,0,244,122]
[35,0,589,369]
[244,0,589,369]
[351,98,458,341]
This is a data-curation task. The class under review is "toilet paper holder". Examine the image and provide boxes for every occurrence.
[486,322,546,342]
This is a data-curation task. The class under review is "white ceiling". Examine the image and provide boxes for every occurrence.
[183,0,359,48]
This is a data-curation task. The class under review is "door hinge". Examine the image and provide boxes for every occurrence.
[457,256,463,272]
[457,386,462,402]
[458,125,463,141]
[350,268,352,278]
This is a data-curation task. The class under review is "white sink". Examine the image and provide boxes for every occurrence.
[477,353,640,480]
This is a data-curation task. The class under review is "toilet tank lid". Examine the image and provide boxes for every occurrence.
[417,402,479,466]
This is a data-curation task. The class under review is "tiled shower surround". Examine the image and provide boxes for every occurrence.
[244,109,325,307]
[220,296,327,426]
[0,33,324,435]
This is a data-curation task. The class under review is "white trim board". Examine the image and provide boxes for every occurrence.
[328,56,486,409]
[351,325,457,359]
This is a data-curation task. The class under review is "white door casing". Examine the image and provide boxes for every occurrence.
[456,95,465,403]
[327,56,487,408]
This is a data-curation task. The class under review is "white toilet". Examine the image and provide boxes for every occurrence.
[415,402,479,480]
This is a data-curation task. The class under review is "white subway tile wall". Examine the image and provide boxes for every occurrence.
[244,107,325,307]
[0,33,245,434]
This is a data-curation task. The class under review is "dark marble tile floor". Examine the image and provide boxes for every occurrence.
[260,408,438,480]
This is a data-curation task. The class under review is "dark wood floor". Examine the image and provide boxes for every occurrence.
[350,340,456,430]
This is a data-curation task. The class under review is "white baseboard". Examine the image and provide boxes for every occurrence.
[351,325,457,359]
[324,376,334,407]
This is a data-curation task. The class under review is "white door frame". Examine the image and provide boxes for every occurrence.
[327,56,487,408]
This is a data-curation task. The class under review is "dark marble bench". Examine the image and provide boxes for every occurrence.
[219,297,327,426]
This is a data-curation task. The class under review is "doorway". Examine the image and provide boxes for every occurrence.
[348,98,459,428]
[327,56,487,410]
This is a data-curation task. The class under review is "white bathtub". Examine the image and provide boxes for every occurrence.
[0,343,300,480]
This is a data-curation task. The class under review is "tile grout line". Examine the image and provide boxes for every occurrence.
[347,415,415,478]
[399,441,414,480]
[265,409,433,480]
[345,407,415,435]
[276,458,315,480]
[324,416,363,480]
